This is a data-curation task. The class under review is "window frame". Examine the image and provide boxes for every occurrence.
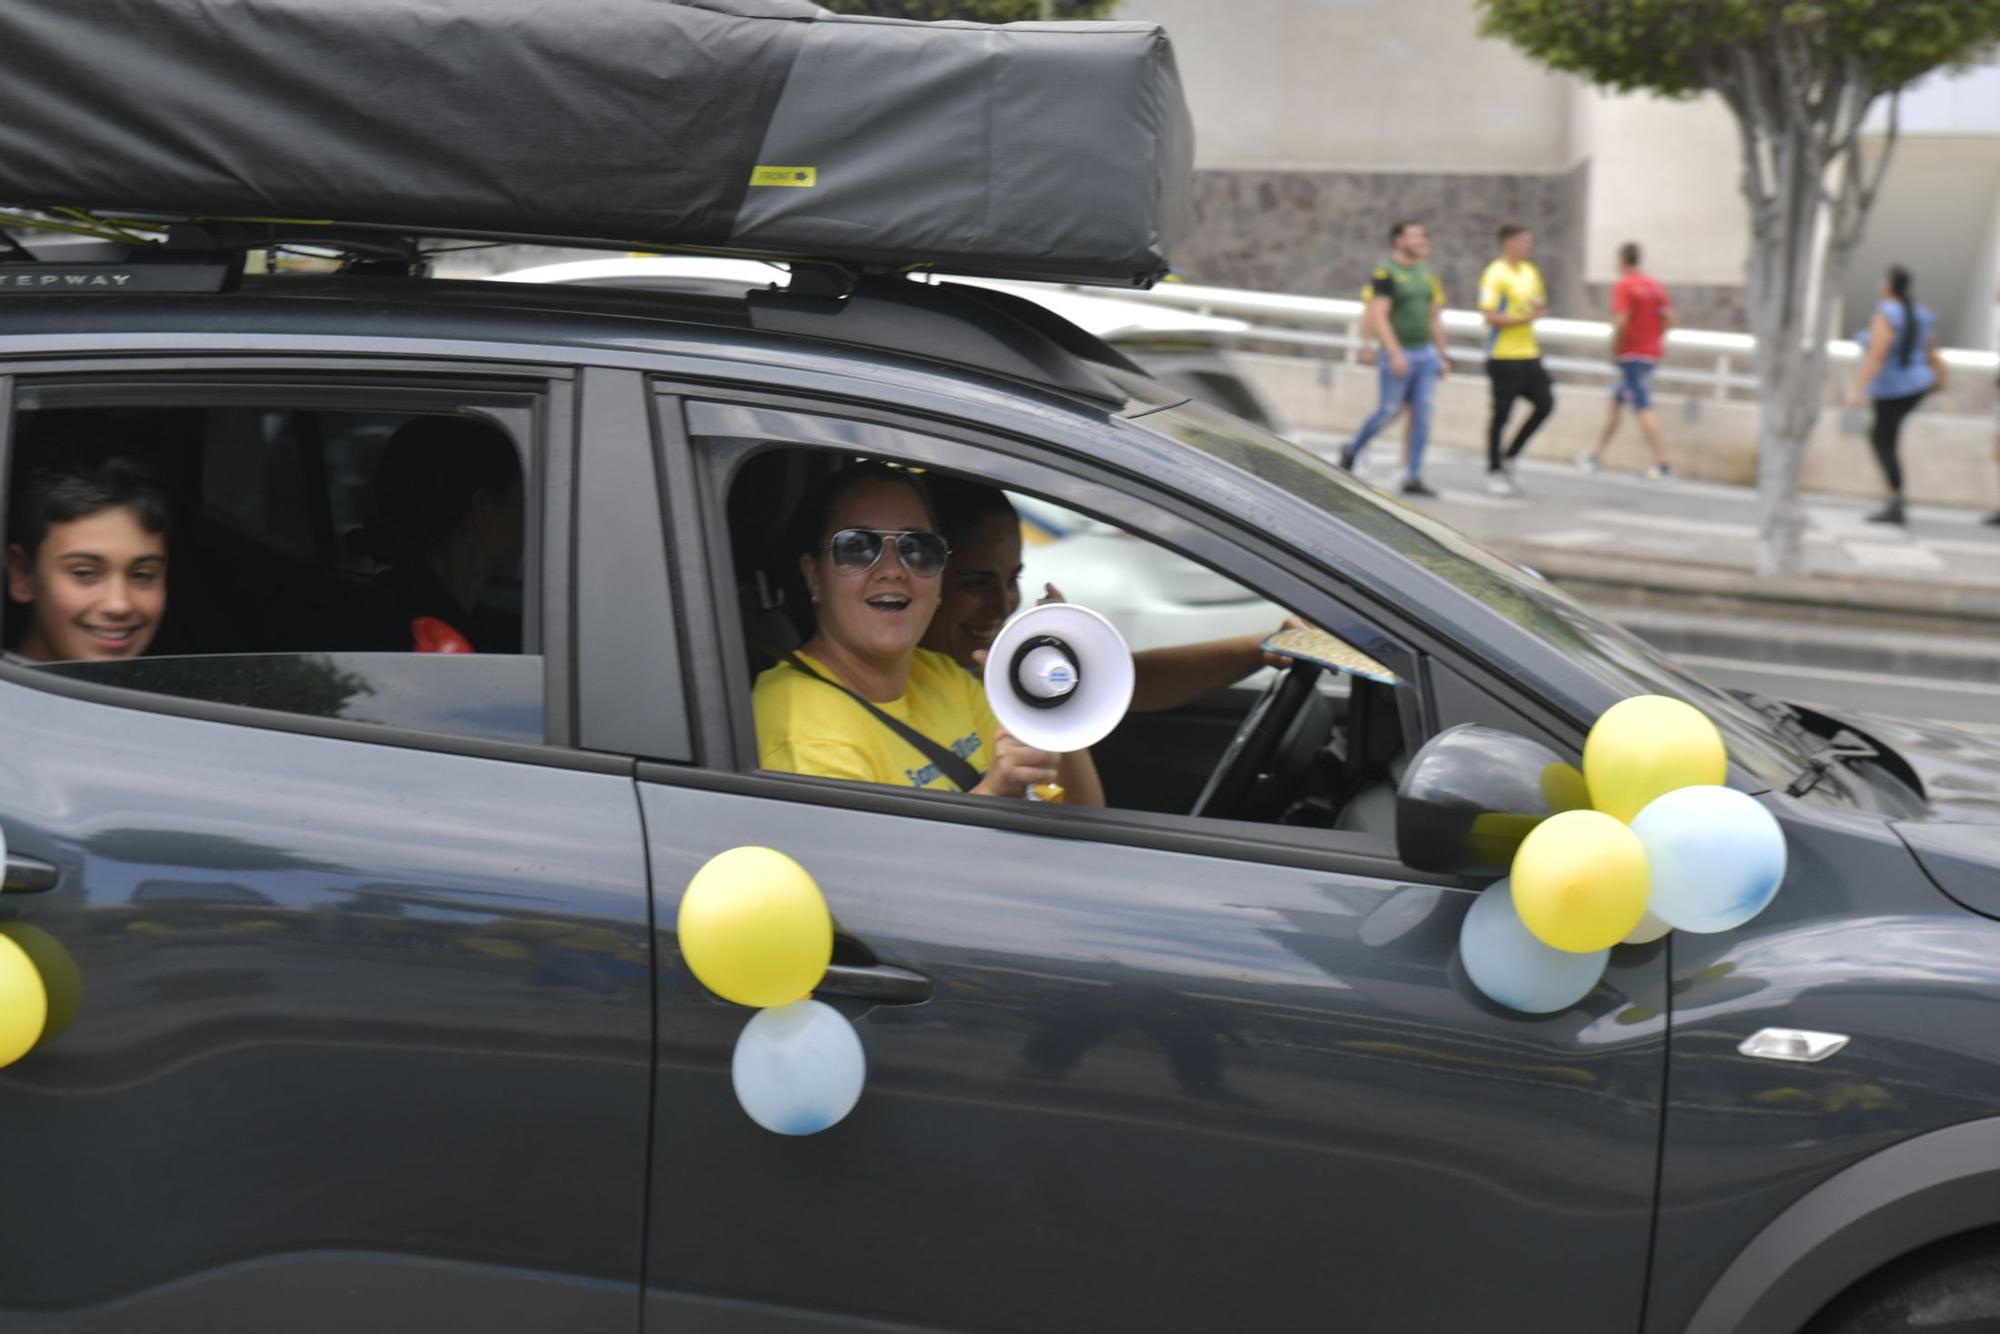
[0,358,620,772]
[648,385,1508,884]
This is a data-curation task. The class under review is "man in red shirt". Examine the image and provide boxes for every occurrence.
[1578,241,1676,478]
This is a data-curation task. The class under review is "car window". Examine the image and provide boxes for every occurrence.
[3,392,544,747]
[1136,397,1812,790]
[708,437,1418,843]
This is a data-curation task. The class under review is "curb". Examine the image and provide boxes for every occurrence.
[1499,544,2000,626]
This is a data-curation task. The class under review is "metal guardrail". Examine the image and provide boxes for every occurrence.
[1086,280,2000,409]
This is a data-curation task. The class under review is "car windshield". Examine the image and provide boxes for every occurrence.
[1136,399,1814,790]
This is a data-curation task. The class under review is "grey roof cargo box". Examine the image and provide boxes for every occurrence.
[0,0,1194,287]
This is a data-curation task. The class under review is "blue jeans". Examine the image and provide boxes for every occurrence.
[1347,345,1441,476]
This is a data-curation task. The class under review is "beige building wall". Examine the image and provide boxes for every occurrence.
[1571,90,1750,288]
[1120,0,1573,171]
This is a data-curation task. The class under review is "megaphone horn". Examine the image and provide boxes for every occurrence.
[1010,635,1081,707]
[985,604,1134,754]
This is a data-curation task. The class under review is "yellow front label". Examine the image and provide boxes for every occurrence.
[750,165,817,188]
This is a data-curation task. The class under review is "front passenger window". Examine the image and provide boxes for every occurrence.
[3,396,544,747]
[718,443,1416,838]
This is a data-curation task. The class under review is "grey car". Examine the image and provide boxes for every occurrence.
[0,257,1995,1334]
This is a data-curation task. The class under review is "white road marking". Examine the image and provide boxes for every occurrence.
[1533,529,1617,547]
[1840,541,1946,572]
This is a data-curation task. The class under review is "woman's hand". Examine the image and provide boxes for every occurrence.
[974,730,1063,799]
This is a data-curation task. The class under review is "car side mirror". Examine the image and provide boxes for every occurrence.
[1394,724,1589,878]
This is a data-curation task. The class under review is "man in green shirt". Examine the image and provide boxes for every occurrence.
[1339,221,1451,496]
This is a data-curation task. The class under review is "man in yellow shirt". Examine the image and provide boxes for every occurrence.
[1478,222,1554,496]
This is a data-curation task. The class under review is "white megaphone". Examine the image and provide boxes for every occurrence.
[984,603,1135,753]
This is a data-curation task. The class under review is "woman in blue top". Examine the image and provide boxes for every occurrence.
[1849,265,1948,525]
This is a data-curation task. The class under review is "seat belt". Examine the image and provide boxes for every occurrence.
[783,653,985,793]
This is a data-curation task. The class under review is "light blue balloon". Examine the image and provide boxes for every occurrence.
[1460,878,1609,1014]
[732,999,866,1136]
[1631,785,1787,934]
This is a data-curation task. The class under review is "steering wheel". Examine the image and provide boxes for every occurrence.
[1190,660,1323,820]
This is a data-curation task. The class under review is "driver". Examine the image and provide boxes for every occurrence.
[753,461,1080,801]
[921,477,1300,712]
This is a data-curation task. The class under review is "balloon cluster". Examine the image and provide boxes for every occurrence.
[1461,695,1789,1014]
[678,847,866,1135]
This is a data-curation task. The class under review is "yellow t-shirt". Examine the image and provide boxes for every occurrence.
[1477,259,1547,361]
[754,647,997,792]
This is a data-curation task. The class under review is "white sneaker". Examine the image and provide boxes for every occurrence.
[1646,464,1675,481]
[1574,450,1600,473]
[1486,469,1522,498]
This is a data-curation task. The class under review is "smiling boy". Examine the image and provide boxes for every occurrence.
[6,454,170,663]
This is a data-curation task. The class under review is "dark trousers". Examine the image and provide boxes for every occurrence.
[1486,357,1555,470]
[1869,390,1927,494]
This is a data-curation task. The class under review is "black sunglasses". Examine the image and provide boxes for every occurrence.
[822,527,951,578]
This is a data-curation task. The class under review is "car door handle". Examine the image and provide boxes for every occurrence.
[816,962,932,1005]
[2,854,60,895]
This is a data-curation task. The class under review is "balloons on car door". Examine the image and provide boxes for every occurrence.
[1508,809,1652,953]
[1583,695,1727,823]
[678,846,833,1008]
[0,934,49,1069]
[732,998,867,1136]
[1630,785,1788,934]
[1459,878,1609,1014]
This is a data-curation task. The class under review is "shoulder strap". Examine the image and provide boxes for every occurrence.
[783,653,984,793]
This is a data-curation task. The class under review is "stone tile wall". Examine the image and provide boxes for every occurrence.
[1176,164,1593,318]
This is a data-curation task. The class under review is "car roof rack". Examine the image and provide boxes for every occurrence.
[0,215,1151,409]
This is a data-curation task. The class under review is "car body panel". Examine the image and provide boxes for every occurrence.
[638,778,1668,1334]
[0,679,653,1330]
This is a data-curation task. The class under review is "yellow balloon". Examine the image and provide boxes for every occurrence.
[678,847,833,1008]
[0,933,49,1069]
[1511,810,1652,953]
[0,923,79,1042]
[1584,695,1727,823]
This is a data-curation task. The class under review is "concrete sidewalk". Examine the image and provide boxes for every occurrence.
[1302,429,2000,625]
[1296,430,2000,688]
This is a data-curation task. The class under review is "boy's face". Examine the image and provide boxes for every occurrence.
[6,506,167,662]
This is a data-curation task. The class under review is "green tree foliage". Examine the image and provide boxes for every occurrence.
[1478,0,2000,573]
[819,0,1117,19]
[1478,1,2000,97]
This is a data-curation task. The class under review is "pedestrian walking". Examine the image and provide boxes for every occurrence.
[1353,284,1413,478]
[1578,241,1675,479]
[1340,221,1450,496]
[1479,223,1553,496]
[1848,264,1947,525]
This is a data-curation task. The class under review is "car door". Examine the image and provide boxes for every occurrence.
[630,395,1668,1334]
[0,363,657,1332]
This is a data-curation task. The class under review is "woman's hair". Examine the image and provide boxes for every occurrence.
[371,414,521,556]
[925,474,1016,550]
[796,459,938,555]
[8,448,173,559]
[1888,265,1918,368]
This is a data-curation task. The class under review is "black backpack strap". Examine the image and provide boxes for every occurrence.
[783,653,984,793]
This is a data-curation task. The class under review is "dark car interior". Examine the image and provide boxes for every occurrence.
[723,445,1412,834]
[3,405,539,744]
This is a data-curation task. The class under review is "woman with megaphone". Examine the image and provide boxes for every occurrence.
[753,462,1100,803]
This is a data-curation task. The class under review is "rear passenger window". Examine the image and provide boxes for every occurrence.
[2,394,544,746]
